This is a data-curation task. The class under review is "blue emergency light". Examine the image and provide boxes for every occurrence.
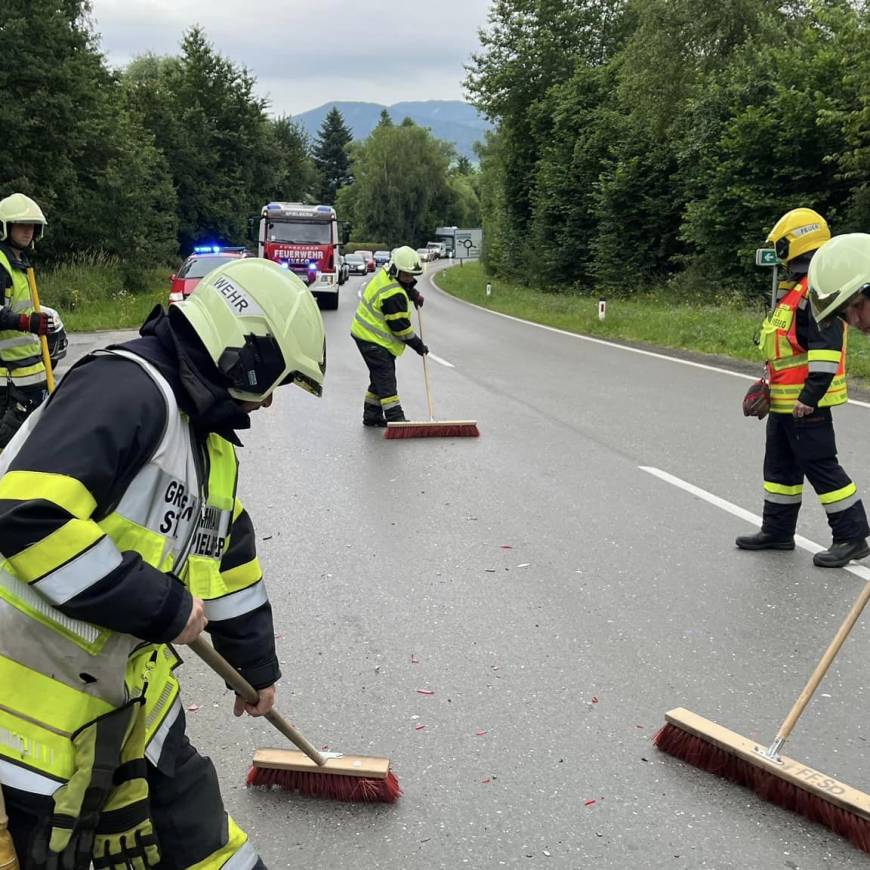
[193,245,222,254]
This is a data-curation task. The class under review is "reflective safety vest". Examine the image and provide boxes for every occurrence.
[351,267,413,356]
[758,276,848,414]
[0,249,47,388]
[0,349,263,798]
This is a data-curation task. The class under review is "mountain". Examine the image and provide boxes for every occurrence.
[293,100,490,160]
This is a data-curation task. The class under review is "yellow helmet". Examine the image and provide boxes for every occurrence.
[173,258,326,403]
[808,233,870,323]
[766,207,830,263]
[0,193,47,243]
[388,245,423,277]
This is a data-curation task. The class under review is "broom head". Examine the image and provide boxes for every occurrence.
[655,707,870,853]
[384,419,479,439]
[247,748,402,803]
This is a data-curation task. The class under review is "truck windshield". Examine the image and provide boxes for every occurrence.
[267,221,332,244]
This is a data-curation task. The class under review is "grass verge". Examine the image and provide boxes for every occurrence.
[434,261,870,384]
[36,253,171,332]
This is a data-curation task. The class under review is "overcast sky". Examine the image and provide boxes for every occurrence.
[88,0,493,117]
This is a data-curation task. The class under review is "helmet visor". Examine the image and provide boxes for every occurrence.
[808,282,870,323]
[219,333,287,400]
[280,338,326,397]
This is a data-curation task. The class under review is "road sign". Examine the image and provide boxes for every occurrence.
[755,248,779,267]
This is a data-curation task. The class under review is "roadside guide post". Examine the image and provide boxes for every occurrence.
[599,297,606,321]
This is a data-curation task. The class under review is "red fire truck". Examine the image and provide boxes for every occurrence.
[250,202,348,309]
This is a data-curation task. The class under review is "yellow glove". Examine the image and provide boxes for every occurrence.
[93,698,159,870]
[92,820,159,870]
[43,702,138,863]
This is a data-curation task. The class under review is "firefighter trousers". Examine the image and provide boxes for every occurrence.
[353,338,404,421]
[761,408,870,542]
[5,724,267,870]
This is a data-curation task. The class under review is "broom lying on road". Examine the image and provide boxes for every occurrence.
[189,637,401,803]
[654,574,870,853]
[385,307,479,440]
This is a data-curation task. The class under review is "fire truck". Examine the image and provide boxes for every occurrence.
[250,202,348,309]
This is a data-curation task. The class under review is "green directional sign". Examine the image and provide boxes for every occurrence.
[755,248,779,267]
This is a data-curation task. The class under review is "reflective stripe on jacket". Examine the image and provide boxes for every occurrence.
[350,267,416,356]
[0,249,46,387]
[759,276,847,413]
[0,349,265,792]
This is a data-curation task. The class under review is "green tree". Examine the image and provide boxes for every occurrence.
[678,6,858,289]
[313,107,353,203]
[465,0,632,274]
[340,122,455,247]
[0,0,176,272]
[124,27,281,252]
[269,116,317,202]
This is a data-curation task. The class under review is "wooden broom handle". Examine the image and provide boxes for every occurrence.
[775,578,870,742]
[188,636,327,766]
[25,268,55,394]
[416,307,434,421]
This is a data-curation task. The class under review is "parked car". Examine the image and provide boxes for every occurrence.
[345,253,368,275]
[168,247,248,303]
[416,247,434,263]
[374,250,391,266]
[356,250,376,272]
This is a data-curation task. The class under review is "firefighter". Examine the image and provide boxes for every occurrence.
[0,193,57,447]
[809,233,870,333]
[0,259,326,870]
[350,245,428,426]
[737,208,870,567]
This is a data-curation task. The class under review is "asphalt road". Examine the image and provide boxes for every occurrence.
[63,265,870,868]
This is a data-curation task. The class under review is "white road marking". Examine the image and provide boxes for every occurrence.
[639,465,870,581]
[430,275,870,410]
[427,354,454,368]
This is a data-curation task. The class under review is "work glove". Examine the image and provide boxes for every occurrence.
[405,336,429,356]
[742,378,770,419]
[0,308,57,335]
[92,702,159,870]
[413,293,424,309]
[21,311,56,335]
[31,702,142,870]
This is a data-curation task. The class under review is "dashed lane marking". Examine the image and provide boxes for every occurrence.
[639,465,870,581]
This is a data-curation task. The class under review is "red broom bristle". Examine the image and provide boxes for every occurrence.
[246,764,402,803]
[384,423,480,439]
[654,722,870,853]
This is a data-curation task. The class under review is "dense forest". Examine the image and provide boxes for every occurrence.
[466,0,870,296]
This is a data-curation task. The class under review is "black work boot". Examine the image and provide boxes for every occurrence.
[813,538,870,568]
[384,406,407,424]
[735,531,795,551]
[362,400,386,427]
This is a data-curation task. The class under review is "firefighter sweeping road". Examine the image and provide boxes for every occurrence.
[64,264,870,868]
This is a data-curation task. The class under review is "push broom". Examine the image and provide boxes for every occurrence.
[189,637,401,802]
[25,268,55,394]
[655,574,870,852]
[385,307,479,439]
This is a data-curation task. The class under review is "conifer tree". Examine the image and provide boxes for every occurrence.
[313,107,353,203]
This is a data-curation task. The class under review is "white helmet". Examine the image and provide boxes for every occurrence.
[173,258,326,402]
[0,194,47,243]
[808,233,870,323]
[388,246,423,277]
